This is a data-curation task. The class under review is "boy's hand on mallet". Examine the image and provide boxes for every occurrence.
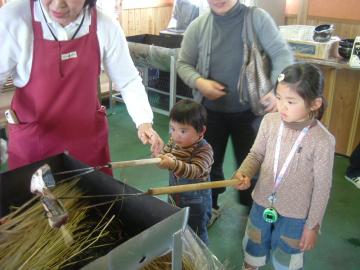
[158,153,177,170]
[232,170,251,190]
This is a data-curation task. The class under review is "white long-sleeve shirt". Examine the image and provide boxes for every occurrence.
[0,0,153,127]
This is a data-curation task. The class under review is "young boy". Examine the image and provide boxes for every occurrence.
[158,99,213,244]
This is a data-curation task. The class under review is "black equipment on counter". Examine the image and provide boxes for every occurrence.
[313,24,334,42]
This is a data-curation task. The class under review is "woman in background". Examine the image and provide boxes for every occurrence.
[177,0,294,223]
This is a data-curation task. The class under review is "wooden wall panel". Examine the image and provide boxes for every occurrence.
[285,16,360,39]
[121,6,173,36]
[306,18,360,39]
[308,0,360,22]
[327,70,360,155]
[285,0,360,39]
[286,0,360,21]
[285,16,297,25]
[123,0,173,9]
[285,0,300,15]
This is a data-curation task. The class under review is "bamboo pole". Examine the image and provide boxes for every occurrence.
[110,157,161,169]
[146,179,242,196]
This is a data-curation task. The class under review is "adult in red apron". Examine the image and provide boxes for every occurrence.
[7,1,111,174]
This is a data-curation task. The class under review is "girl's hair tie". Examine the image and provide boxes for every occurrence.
[277,73,285,82]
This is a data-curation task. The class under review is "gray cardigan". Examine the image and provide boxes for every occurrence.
[177,5,294,103]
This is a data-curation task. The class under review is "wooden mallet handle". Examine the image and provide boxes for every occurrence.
[110,158,161,169]
[146,179,242,196]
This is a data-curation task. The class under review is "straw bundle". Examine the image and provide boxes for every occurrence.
[141,228,224,270]
[0,178,224,269]
[0,179,121,270]
[141,253,198,270]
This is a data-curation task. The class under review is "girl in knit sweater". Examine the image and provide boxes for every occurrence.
[233,63,335,270]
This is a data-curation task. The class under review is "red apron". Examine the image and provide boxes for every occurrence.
[8,0,111,174]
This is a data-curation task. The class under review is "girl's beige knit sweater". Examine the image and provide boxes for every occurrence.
[238,112,335,229]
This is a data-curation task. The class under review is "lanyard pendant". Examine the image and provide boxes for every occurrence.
[263,207,278,223]
[264,193,278,223]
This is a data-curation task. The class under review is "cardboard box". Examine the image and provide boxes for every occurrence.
[280,25,339,59]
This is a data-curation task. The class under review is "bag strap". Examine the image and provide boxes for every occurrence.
[241,7,249,44]
[239,7,252,101]
[244,6,263,51]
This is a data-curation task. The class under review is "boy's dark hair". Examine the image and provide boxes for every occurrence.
[275,62,326,120]
[85,0,97,8]
[170,99,207,132]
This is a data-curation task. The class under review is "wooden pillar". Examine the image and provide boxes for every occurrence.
[116,0,123,25]
[296,0,309,25]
